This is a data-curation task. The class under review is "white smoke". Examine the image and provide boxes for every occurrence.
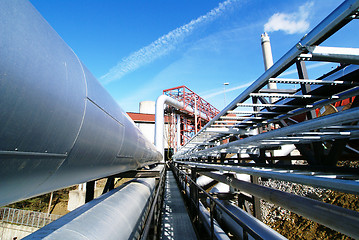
[264,1,314,34]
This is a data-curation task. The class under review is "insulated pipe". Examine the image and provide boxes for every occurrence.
[201,171,359,239]
[181,169,282,240]
[198,201,231,240]
[176,114,181,151]
[155,95,209,159]
[206,179,284,239]
[209,182,230,193]
[26,178,156,240]
[176,161,359,195]
[214,200,287,240]
[196,175,216,187]
[179,175,230,240]
[304,46,359,65]
[0,0,161,206]
[272,144,295,157]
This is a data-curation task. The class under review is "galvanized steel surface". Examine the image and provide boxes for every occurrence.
[25,178,156,240]
[176,161,359,195]
[0,0,161,206]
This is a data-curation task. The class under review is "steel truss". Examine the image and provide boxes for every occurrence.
[163,86,219,149]
[172,1,359,238]
[173,0,359,165]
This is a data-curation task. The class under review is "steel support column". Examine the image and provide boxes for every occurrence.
[102,177,115,194]
[85,180,95,203]
[296,60,325,165]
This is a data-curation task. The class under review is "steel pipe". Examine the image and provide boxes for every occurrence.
[155,95,208,159]
[175,161,359,195]
[215,200,287,240]
[0,0,161,206]
[201,171,359,239]
[25,178,156,239]
[305,46,359,64]
[198,201,230,240]
[175,106,359,158]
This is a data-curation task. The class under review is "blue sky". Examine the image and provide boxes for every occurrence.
[29,0,356,112]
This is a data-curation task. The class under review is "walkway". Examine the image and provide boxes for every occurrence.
[160,170,197,240]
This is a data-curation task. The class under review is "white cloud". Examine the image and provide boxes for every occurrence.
[264,1,314,34]
[100,0,238,84]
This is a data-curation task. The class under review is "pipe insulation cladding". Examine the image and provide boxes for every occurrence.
[0,0,162,207]
[25,177,157,240]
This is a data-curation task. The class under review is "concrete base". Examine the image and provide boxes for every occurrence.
[0,222,38,240]
[67,189,102,211]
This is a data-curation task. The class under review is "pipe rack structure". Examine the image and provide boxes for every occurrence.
[173,0,359,239]
[174,0,359,160]
[1,0,359,239]
[155,94,210,158]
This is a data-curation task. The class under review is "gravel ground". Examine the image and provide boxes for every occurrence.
[259,178,327,224]
[258,178,358,239]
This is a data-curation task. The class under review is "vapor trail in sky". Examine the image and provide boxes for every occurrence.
[100,0,238,84]
[202,82,252,99]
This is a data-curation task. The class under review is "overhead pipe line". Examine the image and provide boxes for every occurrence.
[155,95,209,160]
[175,161,359,195]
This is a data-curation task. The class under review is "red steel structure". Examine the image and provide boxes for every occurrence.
[163,86,220,151]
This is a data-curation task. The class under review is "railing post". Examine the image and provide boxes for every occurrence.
[210,199,216,240]
[190,167,199,223]
[250,175,262,220]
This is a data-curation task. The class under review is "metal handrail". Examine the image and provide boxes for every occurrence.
[170,163,283,240]
[0,207,62,228]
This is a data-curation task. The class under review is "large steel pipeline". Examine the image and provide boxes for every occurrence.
[0,0,161,206]
[25,177,157,239]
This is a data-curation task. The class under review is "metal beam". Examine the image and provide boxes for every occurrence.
[268,78,359,85]
[176,106,359,159]
[174,0,359,159]
[181,0,359,141]
[175,161,359,195]
[302,46,359,64]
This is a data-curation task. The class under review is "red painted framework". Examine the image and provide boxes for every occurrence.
[163,86,219,150]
